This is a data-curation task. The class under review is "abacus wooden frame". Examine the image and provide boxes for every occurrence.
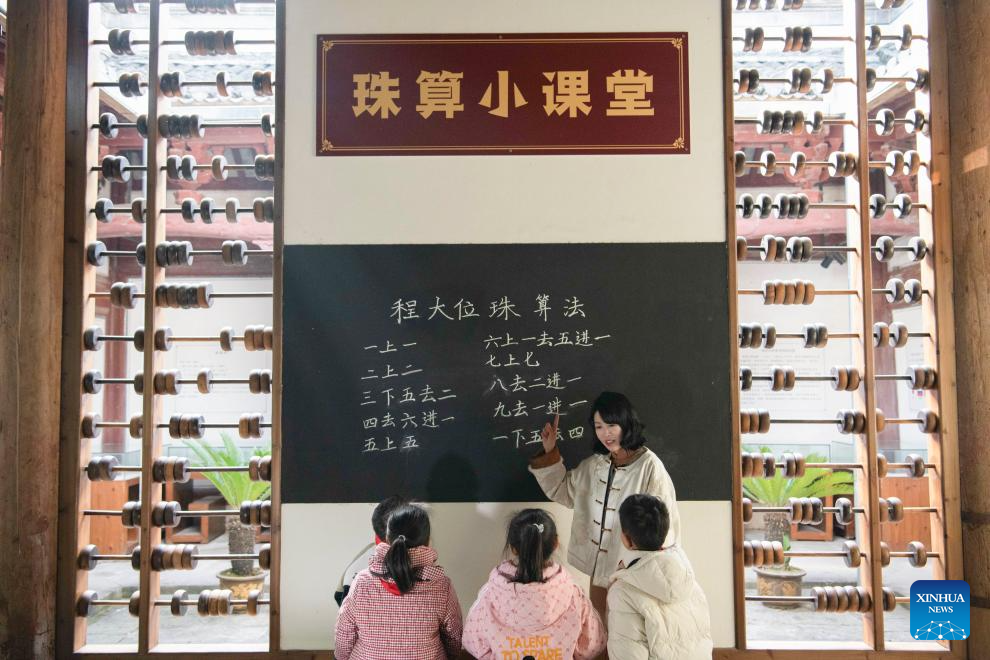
[724,0,963,656]
[55,0,286,655]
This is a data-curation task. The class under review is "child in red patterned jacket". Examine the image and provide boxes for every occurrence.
[334,504,463,660]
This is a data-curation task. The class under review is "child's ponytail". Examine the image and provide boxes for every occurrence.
[383,504,431,594]
[505,509,557,584]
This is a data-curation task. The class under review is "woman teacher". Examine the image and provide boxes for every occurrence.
[528,391,681,619]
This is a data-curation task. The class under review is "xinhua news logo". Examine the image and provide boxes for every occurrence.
[910,580,970,641]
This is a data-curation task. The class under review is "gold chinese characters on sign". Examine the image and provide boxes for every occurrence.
[349,69,656,120]
[317,33,689,155]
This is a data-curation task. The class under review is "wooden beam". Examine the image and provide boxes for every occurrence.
[722,0,745,649]
[55,0,99,656]
[270,0,286,650]
[0,0,68,657]
[945,0,990,655]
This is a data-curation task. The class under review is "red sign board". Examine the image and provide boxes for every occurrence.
[316,33,689,156]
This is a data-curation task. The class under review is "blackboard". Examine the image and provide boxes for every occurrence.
[282,243,731,503]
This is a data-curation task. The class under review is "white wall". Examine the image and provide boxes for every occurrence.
[283,0,732,650]
[285,0,726,247]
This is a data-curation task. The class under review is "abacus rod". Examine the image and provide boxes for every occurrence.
[175,510,239,517]
[869,161,929,169]
[85,465,251,473]
[759,36,856,43]
[95,421,131,428]
[154,599,272,607]
[189,553,260,559]
[94,377,136,384]
[744,245,858,252]
[806,463,863,470]
[890,551,940,558]
[154,423,272,429]
[773,332,860,339]
[745,595,815,603]
[83,510,125,516]
[93,554,131,560]
[162,207,254,213]
[92,82,148,88]
[773,419,850,424]
[874,374,913,381]
[210,292,273,298]
[738,289,859,295]
[190,466,249,472]
[171,335,244,342]
[91,599,130,606]
[751,506,862,514]
[89,166,147,172]
[91,39,150,46]
[159,39,276,46]
[744,375,838,382]
[734,118,853,125]
[90,292,145,298]
[785,550,855,558]
[887,418,925,425]
[204,121,274,129]
[870,288,930,295]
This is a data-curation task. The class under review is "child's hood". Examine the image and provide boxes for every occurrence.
[482,561,580,633]
[609,547,694,602]
[367,542,443,580]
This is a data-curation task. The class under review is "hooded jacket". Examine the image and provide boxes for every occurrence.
[334,543,463,660]
[528,446,681,587]
[606,547,713,660]
[463,561,606,660]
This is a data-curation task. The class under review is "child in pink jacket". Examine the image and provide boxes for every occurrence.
[463,509,606,660]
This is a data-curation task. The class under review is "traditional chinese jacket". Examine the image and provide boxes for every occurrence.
[462,561,606,660]
[334,543,463,660]
[528,446,680,587]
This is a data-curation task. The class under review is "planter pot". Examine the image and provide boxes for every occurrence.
[218,569,268,613]
[754,566,807,609]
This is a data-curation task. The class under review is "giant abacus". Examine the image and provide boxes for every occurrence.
[727,0,960,652]
[60,0,282,652]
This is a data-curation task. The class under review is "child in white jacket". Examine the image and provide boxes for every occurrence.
[607,495,713,660]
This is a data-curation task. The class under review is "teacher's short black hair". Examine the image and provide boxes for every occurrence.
[587,391,647,454]
[619,494,669,551]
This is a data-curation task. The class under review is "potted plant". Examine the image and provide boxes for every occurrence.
[743,446,853,608]
[184,433,271,608]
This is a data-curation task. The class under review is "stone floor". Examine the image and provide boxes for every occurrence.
[83,533,934,647]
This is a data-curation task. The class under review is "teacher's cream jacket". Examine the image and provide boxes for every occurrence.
[528,446,680,587]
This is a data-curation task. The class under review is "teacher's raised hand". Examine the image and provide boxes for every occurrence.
[540,414,560,454]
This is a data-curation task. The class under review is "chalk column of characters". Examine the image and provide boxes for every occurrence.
[359,294,612,453]
[359,329,458,452]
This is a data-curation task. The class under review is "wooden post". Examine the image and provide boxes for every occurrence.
[0,0,68,657]
[946,0,990,653]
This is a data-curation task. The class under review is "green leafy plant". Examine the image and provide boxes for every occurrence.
[743,446,854,569]
[183,433,271,575]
